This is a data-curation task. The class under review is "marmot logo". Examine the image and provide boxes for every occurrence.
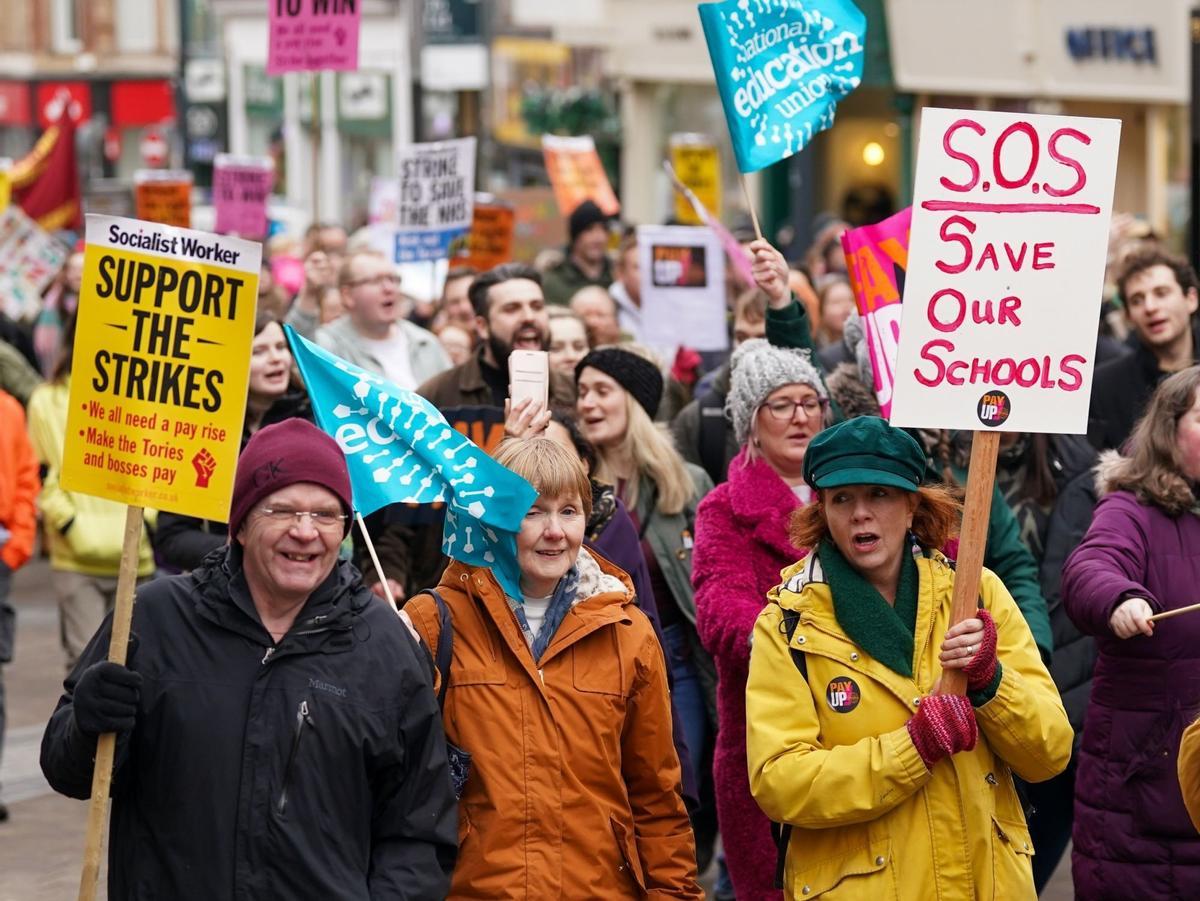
[308,678,347,698]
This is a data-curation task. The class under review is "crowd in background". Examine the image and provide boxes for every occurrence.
[4,196,1200,900]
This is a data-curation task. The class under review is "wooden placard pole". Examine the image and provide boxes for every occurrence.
[939,431,1001,697]
[78,504,144,901]
[356,511,397,609]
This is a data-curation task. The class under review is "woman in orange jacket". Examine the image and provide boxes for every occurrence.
[0,387,40,821]
[405,437,702,899]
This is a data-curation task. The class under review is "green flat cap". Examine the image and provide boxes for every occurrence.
[803,416,925,492]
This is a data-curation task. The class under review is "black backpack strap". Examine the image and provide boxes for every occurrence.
[773,607,808,889]
[424,589,453,709]
[697,390,728,485]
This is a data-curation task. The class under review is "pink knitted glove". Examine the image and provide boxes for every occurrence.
[963,609,998,692]
[906,694,978,770]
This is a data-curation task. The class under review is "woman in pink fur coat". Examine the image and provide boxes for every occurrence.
[692,339,830,901]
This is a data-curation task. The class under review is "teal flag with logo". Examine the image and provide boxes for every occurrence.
[699,0,866,173]
[286,326,536,598]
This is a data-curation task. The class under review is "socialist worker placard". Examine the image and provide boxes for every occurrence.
[61,214,261,521]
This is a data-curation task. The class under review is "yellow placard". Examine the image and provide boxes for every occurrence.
[61,214,261,521]
[669,136,721,226]
[0,162,10,213]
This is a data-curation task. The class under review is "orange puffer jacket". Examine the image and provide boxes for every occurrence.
[0,390,39,571]
[406,550,702,900]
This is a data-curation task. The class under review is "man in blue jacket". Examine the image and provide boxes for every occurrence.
[40,419,457,899]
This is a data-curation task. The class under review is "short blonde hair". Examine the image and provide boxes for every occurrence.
[494,437,593,519]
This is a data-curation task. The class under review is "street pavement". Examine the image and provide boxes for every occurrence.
[0,556,1075,899]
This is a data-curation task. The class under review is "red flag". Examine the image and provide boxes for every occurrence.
[10,114,83,231]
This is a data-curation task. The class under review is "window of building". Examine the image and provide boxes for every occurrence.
[51,0,81,54]
[116,0,160,53]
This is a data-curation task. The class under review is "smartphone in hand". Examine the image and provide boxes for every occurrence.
[509,350,550,410]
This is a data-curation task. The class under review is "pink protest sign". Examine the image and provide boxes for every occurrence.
[213,155,274,239]
[841,207,911,419]
[267,0,361,75]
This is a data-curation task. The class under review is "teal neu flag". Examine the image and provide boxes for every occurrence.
[286,326,537,598]
[699,0,866,173]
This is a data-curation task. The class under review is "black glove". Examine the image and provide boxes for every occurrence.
[72,661,143,736]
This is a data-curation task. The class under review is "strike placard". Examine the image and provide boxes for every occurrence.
[542,135,620,217]
[669,134,721,226]
[267,0,361,74]
[890,109,1120,433]
[61,215,261,520]
[458,196,515,272]
[639,225,728,355]
[391,137,477,263]
[213,154,274,239]
[134,170,193,228]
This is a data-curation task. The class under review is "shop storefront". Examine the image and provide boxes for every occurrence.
[886,0,1190,247]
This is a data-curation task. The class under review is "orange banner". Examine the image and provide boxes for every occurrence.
[541,135,619,218]
[459,200,516,272]
[133,171,192,228]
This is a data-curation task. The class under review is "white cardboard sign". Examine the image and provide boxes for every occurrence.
[890,108,1120,433]
[639,225,728,357]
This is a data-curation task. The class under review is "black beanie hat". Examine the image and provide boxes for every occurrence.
[575,347,664,419]
[569,199,608,246]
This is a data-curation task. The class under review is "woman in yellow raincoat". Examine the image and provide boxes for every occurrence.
[746,416,1072,900]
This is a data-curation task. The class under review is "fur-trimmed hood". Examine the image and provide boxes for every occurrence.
[1093,449,1126,499]
[825,361,881,420]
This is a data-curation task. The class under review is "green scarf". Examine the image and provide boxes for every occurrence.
[819,538,919,678]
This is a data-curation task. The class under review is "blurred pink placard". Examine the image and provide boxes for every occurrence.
[267,0,361,74]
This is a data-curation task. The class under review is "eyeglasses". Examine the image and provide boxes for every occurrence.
[762,397,827,421]
[259,506,348,531]
[345,274,402,289]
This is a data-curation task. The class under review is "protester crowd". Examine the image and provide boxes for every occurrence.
[3,198,1200,900]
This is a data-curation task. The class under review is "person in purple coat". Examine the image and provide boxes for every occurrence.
[1062,365,1200,900]
[692,339,829,901]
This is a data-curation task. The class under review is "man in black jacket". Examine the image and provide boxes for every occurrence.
[41,419,457,900]
[1088,249,1200,451]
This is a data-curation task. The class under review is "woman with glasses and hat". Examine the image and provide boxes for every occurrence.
[745,416,1071,899]
[690,339,828,900]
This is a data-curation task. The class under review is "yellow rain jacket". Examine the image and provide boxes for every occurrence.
[746,548,1071,900]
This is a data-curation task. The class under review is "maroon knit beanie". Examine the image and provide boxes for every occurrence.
[227,419,353,537]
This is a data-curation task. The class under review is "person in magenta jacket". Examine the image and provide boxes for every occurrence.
[1062,365,1200,900]
[692,338,829,900]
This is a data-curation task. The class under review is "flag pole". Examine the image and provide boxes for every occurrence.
[739,173,763,241]
[355,511,397,608]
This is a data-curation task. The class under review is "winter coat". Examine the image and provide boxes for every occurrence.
[541,255,615,306]
[315,316,451,388]
[155,388,313,571]
[1087,317,1200,452]
[0,389,39,571]
[747,549,1071,900]
[1039,467,1101,744]
[40,547,458,900]
[26,379,155,577]
[1179,716,1200,833]
[632,466,718,725]
[693,449,802,900]
[1062,483,1200,899]
[670,364,738,487]
[405,550,703,900]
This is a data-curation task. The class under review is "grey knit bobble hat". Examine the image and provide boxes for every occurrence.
[726,339,828,445]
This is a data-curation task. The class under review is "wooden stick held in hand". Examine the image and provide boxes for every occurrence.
[1148,602,1200,623]
[78,504,143,901]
